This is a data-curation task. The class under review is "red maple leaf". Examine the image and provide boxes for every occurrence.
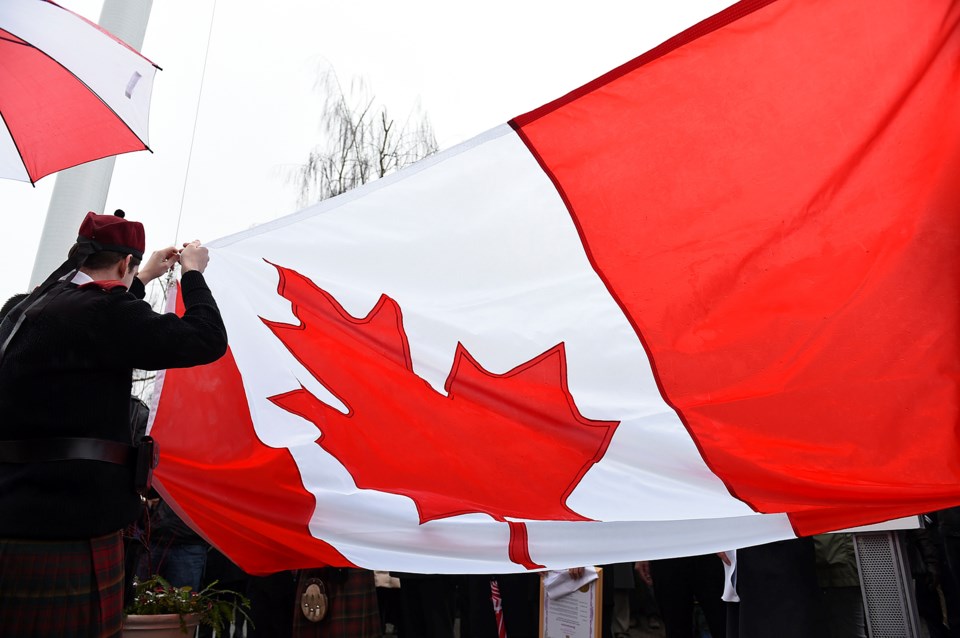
[262,263,619,569]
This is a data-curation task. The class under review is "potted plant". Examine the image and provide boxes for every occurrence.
[123,575,253,637]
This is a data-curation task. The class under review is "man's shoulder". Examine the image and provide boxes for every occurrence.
[55,282,144,317]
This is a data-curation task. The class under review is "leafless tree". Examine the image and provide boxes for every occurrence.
[135,72,437,404]
[293,69,439,206]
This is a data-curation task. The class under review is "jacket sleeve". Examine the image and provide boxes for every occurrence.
[109,270,228,371]
[129,276,147,300]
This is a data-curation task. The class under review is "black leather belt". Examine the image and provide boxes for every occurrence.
[0,437,136,465]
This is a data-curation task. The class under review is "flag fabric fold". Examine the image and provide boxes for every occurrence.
[151,0,960,574]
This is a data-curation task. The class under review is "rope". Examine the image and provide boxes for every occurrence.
[172,0,218,245]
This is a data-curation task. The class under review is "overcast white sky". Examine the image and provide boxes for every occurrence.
[0,0,736,297]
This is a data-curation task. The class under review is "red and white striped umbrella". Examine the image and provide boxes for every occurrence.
[0,0,158,184]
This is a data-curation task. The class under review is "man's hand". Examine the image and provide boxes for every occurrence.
[136,246,180,284]
[179,240,210,274]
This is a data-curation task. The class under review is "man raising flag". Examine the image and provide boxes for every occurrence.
[0,212,227,635]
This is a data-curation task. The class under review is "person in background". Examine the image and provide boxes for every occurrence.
[905,523,951,638]
[728,539,825,638]
[393,572,456,638]
[246,571,297,638]
[814,534,866,638]
[637,555,726,638]
[935,508,960,634]
[139,496,210,591]
[603,562,638,638]
[294,567,381,638]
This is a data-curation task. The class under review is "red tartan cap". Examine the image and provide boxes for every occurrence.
[76,210,145,260]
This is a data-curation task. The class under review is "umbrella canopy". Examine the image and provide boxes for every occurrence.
[0,0,158,184]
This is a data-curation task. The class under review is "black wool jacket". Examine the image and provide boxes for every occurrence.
[0,270,227,539]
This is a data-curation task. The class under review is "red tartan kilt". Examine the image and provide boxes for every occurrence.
[293,568,381,638]
[0,531,124,638]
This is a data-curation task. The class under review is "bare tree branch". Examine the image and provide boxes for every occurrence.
[292,67,439,207]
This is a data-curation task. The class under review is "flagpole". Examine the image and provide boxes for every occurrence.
[28,0,154,288]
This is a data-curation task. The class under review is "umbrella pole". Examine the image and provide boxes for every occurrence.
[28,0,154,289]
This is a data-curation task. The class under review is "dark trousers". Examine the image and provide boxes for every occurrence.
[650,554,726,638]
[938,508,960,633]
[246,570,296,638]
[398,575,456,638]
[734,538,825,638]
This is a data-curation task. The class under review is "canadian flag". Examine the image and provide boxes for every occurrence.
[151,0,960,574]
